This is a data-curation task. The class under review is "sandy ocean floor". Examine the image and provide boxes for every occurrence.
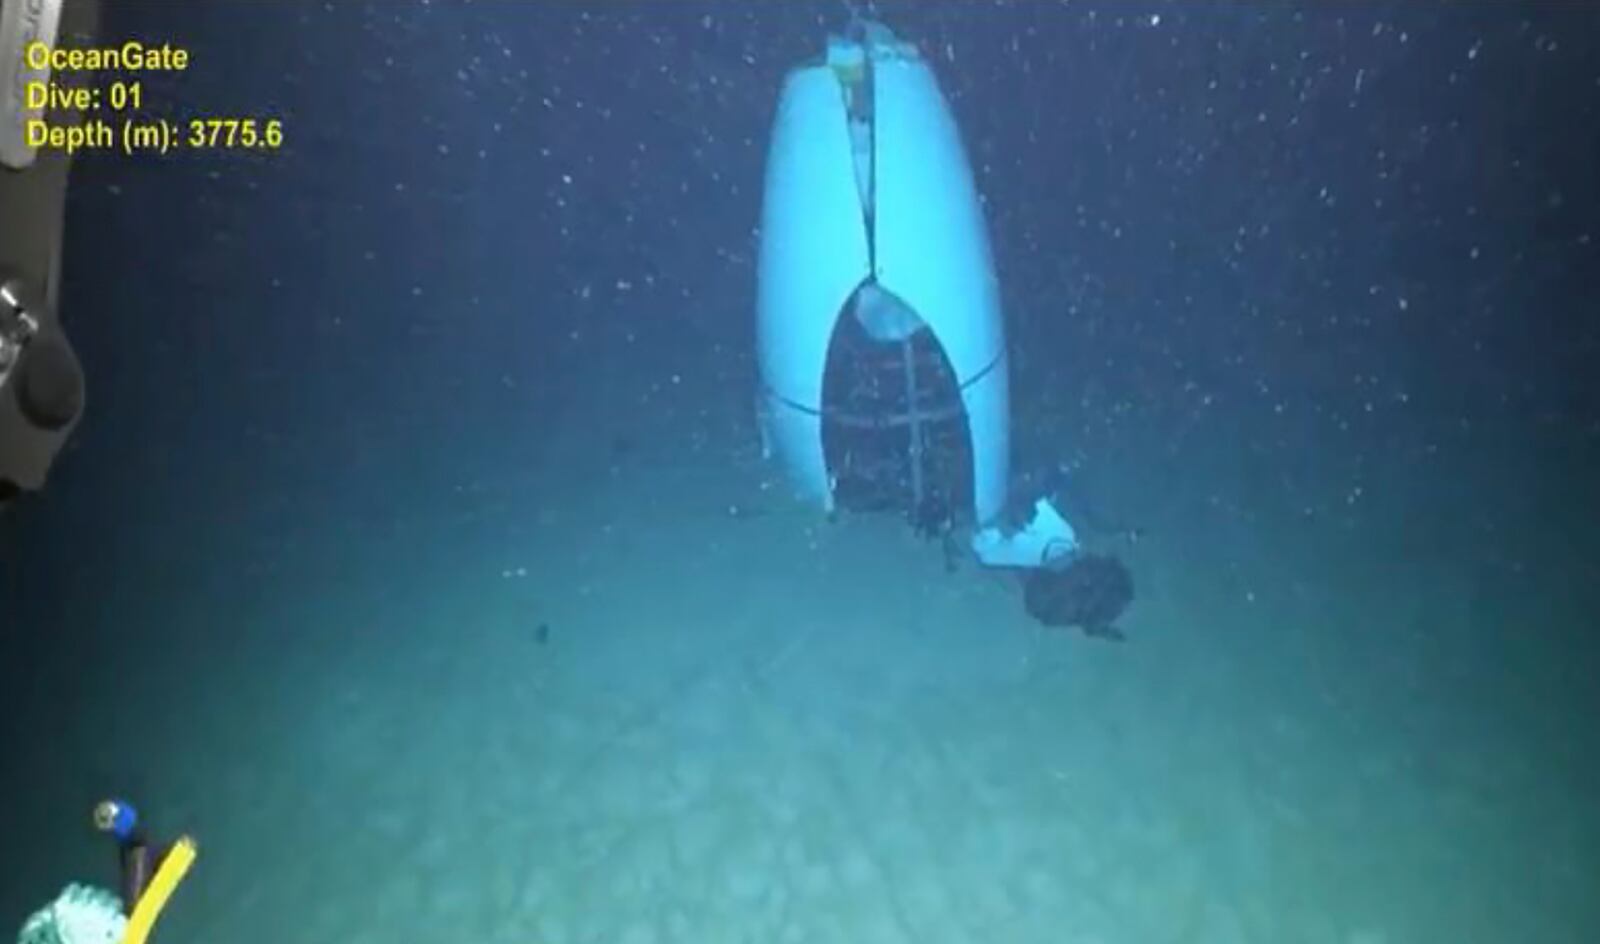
[3,389,1596,944]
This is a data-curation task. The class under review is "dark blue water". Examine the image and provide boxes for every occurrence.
[3,3,1596,942]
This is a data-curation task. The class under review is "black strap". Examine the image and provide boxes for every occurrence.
[764,345,1006,418]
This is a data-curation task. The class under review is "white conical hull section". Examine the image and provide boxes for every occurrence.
[756,29,1009,524]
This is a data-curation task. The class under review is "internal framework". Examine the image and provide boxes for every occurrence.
[821,286,973,531]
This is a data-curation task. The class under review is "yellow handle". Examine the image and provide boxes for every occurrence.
[121,836,198,944]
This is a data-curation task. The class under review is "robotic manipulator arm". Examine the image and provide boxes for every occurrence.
[17,800,199,944]
[0,0,98,507]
